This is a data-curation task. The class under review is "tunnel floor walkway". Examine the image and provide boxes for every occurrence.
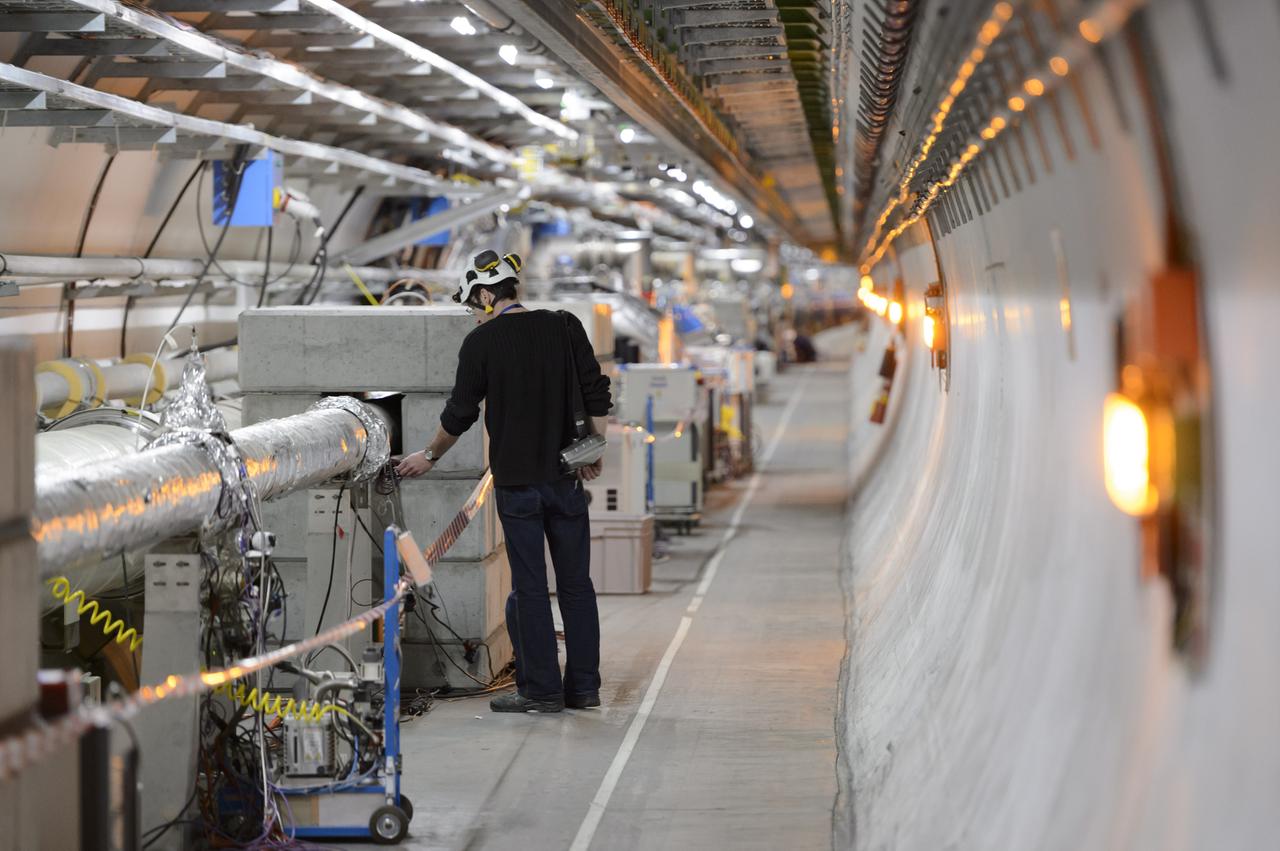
[363,360,852,851]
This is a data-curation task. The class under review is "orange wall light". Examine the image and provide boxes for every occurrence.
[1102,392,1159,516]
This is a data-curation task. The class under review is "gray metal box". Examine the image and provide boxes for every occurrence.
[401,393,488,476]
[399,477,502,562]
[238,306,474,393]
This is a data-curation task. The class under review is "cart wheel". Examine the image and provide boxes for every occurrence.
[370,805,409,844]
[398,794,414,822]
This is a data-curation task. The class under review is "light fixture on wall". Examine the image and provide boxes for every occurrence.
[923,282,948,369]
[1102,388,1165,517]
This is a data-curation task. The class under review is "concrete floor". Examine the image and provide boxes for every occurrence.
[354,361,852,851]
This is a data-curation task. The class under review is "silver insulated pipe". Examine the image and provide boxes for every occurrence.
[33,397,389,582]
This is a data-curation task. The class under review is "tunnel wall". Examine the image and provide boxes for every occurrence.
[839,3,1279,849]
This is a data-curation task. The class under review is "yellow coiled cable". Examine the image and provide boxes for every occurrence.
[46,576,143,652]
[213,682,355,724]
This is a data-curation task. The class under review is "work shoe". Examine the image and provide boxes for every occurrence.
[564,692,601,710]
[489,692,564,713]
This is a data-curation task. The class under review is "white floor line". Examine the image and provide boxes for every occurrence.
[568,377,809,851]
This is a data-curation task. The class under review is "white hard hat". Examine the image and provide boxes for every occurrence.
[454,250,523,306]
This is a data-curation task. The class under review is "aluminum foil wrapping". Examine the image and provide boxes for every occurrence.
[160,347,229,433]
[33,399,387,580]
[312,395,390,482]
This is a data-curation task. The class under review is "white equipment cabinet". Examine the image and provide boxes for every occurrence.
[585,422,648,516]
[755,350,777,402]
[548,424,653,594]
[618,364,704,530]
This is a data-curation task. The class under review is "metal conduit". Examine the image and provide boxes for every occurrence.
[854,0,920,240]
[0,253,448,287]
[33,399,389,583]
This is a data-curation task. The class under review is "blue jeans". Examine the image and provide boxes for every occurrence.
[496,479,601,700]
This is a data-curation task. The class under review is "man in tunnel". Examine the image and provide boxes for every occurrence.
[396,250,612,713]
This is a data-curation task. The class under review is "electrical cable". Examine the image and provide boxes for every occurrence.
[313,484,346,637]
[257,220,273,309]
[349,503,501,683]
[311,185,363,264]
[144,161,206,259]
[122,162,208,356]
[164,146,252,337]
[141,784,199,849]
[121,555,139,684]
[193,168,302,291]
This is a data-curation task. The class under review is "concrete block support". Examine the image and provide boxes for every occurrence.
[401,393,488,476]
[403,547,512,690]
[236,307,514,691]
[399,477,502,562]
[238,306,474,393]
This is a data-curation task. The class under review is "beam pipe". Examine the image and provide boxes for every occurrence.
[33,399,389,580]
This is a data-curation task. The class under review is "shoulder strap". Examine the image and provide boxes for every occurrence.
[559,311,589,440]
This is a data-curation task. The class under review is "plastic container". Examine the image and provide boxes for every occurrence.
[547,513,653,594]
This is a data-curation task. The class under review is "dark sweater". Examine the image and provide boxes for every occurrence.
[440,309,612,486]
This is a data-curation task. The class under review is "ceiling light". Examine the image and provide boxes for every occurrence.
[534,71,555,90]
[499,44,519,65]
[668,168,687,182]
[450,16,476,35]
[738,214,754,229]
[730,258,763,274]
[619,127,635,144]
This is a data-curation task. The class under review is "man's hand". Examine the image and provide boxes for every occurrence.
[396,451,435,478]
[580,459,604,482]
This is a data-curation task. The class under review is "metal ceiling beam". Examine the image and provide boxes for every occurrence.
[246,33,377,49]
[202,14,341,31]
[697,57,788,75]
[0,12,105,32]
[483,0,808,244]
[0,62,488,197]
[293,0,578,140]
[94,61,228,79]
[2,109,112,127]
[336,186,525,267]
[151,0,300,10]
[677,10,778,27]
[44,0,516,166]
[693,43,786,62]
[682,26,785,46]
[36,38,173,57]
[0,91,45,109]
